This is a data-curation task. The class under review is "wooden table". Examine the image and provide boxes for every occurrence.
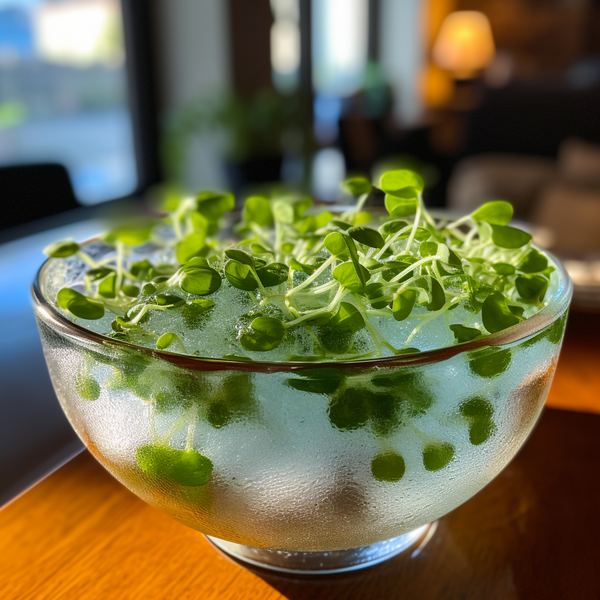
[2,312,600,600]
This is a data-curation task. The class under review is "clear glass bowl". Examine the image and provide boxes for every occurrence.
[32,249,572,573]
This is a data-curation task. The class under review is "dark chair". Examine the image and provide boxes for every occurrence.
[0,163,80,231]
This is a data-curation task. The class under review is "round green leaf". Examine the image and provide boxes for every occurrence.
[182,257,210,271]
[84,267,114,283]
[57,288,105,320]
[384,193,418,218]
[75,374,101,401]
[224,260,258,291]
[256,262,289,287]
[332,261,371,292]
[136,445,213,486]
[130,259,153,281]
[155,293,185,307]
[181,298,215,328]
[379,169,424,194]
[324,231,349,257]
[121,285,140,298]
[491,225,532,249]
[272,199,295,224]
[341,176,372,197]
[371,451,406,482]
[392,289,416,321]
[460,396,494,419]
[240,317,285,351]
[380,219,408,236]
[243,195,273,227]
[423,443,455,471]
[471,201,514,225]
[97,272,117,299]
[492,262,516,276]
[103,223,153,246]
[180,266,222,296]
[224,248,254,266]
[515,274,549,303]
[330,302,365,334]
[348,225,385,249]
[468,418,496,445]
[468,348,512,378]
[482,292,521,333]
[196,191,235,221]
[427,278,445,311]
[176,233,205,264]
[43,239,80,258]
[157,332,177,350]
[518,249,548,274]
[328,388,370,430]
[419,241,438,257]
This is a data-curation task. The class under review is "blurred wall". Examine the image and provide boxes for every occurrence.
[153,0,231,189]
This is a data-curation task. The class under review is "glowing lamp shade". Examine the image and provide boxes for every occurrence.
[433,11,495,79]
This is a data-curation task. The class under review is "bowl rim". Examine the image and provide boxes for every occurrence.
[32,246,573,374]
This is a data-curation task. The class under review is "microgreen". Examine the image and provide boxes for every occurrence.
[423,442,455,471]
[136,445,213,486]
[371,451,406,482]
[46,169,556,361]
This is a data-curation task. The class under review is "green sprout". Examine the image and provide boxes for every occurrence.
[46,169,554,361]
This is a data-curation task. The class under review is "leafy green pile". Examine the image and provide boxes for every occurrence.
[45,169,554,361]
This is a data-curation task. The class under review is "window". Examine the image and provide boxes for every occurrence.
[0,0,137,204]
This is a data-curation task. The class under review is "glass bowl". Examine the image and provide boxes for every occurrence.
[32,248,572,573]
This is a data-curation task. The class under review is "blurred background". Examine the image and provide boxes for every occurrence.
[1,0,600,291]
[1,0,600,280]
[1,0,600,504]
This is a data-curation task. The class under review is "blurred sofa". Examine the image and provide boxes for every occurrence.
[448,137,600,255]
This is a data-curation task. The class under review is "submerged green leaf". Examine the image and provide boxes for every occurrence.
[240,317,286,351]
[136,445,213,486]
[423,443,455,471]
[371,451,406,482]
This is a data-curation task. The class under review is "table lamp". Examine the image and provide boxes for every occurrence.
[432,11,495,80]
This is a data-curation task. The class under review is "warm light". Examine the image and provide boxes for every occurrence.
[432,11,495,79]
[419,63,454,107]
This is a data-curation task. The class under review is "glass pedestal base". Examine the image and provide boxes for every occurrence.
[206,524,431,574]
